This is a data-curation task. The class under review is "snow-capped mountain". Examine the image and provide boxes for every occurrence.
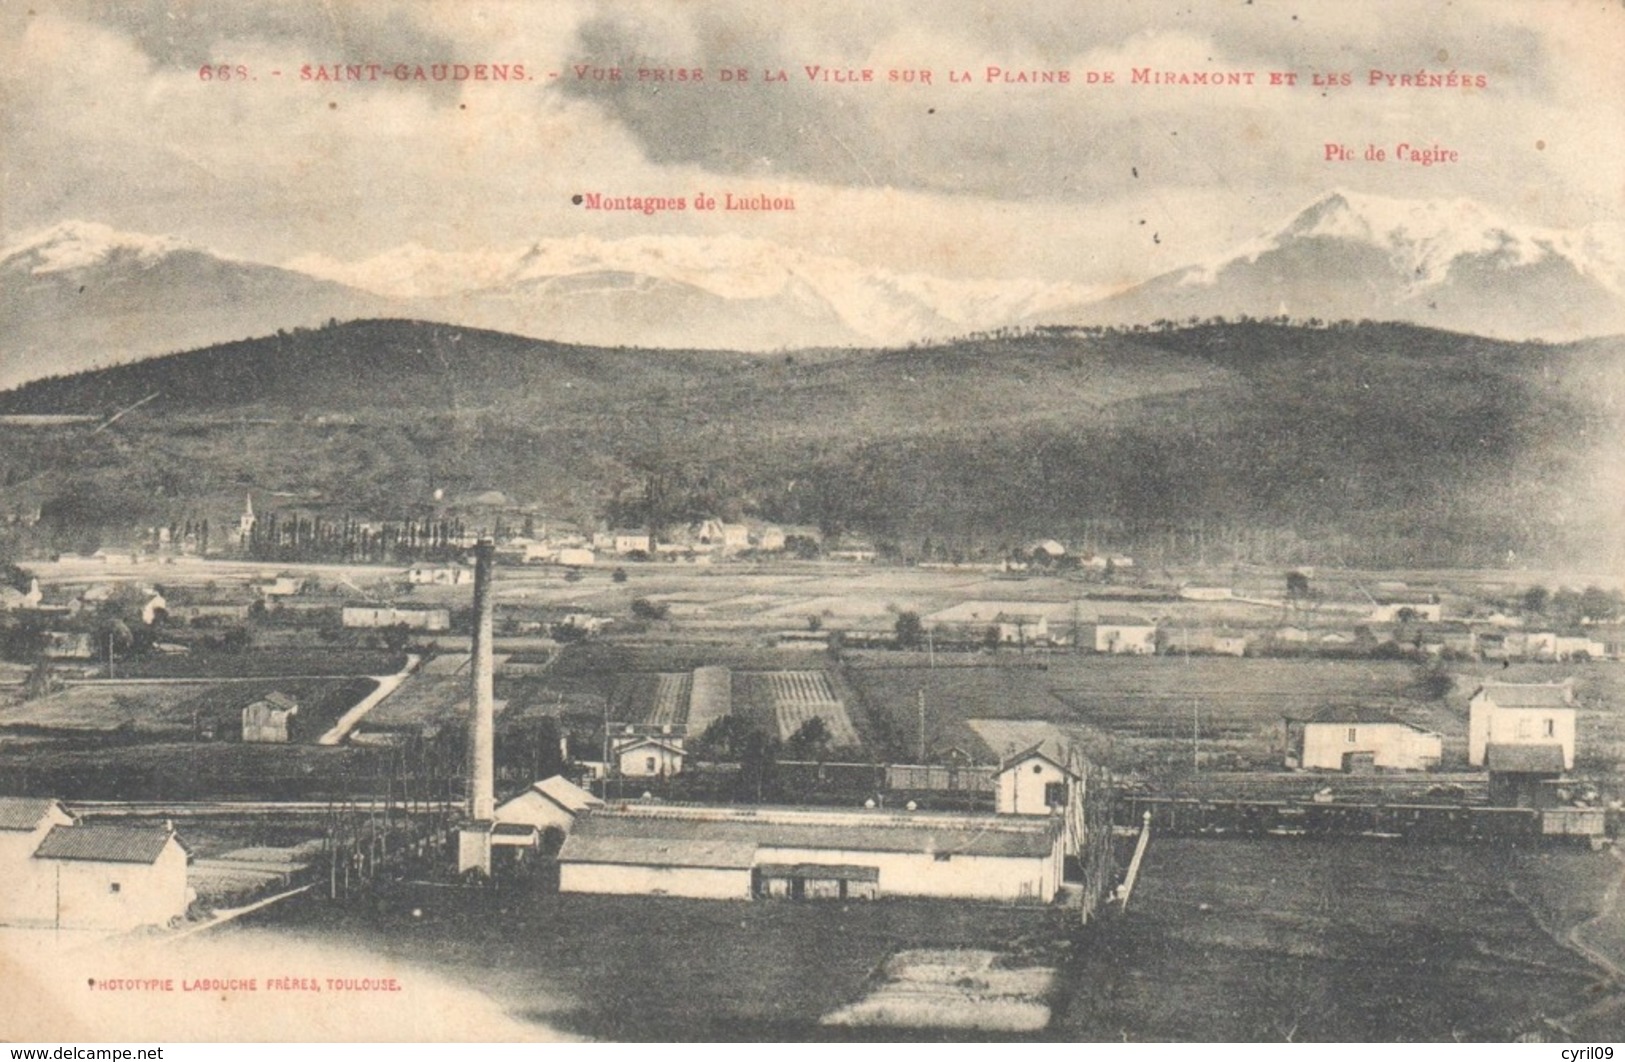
[5,193,1621,392]
[289,234,1103,350]
[0,221,386,390]
[1041,190,1625,340]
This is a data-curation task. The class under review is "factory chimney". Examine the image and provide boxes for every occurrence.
[466,537,496,821]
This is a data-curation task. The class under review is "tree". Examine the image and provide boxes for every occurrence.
[631,598,669,621]
[785,716,833,760]
[611,567,628,583]
[806,614,823,632]
[1580,585,1618,623]
[1522,585,1549,615]
[894,610,924,650]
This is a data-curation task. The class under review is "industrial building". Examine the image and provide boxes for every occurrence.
[557,804,1065,903]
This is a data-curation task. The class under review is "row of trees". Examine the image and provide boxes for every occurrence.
[1518,585,1623,625]
[245,513,473,564]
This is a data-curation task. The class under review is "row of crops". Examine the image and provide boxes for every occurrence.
[766,671,861,746]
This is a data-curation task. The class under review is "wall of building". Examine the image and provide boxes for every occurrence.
[756,844,1061,903]
[0,828,60,926]
[1301,724,1443,771]
[997,759,1071,816]
[42,844,189,930]
[493,790,576,834]
[1468,705,1577,768]
[560,861,751,899]
[618,744,684,777]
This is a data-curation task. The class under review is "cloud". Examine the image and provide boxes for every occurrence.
[1,0,1619,290]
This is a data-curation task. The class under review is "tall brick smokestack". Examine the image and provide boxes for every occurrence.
[467,538,496,821]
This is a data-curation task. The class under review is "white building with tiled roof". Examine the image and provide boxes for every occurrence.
[1468,679,1577,770]
[0,798,191,930]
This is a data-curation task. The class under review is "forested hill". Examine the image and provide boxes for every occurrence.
[0,318,1619,569]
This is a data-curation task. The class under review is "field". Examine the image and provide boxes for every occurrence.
[0,741,396,800]
[244,888,1060,1040]
[0,678,377,741]
[843,654,1607,777]
[99,650,406,679]
[762,671,861,747]
[359,670,477,735]
[223,836,1622,1041]
[1058,838,1610,1041]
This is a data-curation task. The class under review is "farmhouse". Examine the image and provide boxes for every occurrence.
[1287,705,1443,772]
[1094,615,1157,655]
[1468,679,1577,770]
[494,775,604,836]
[557,804,1065,903]
[341,606,451,631]
[615,737,686,777]
[0,799,191,931]
[241,691,299,743]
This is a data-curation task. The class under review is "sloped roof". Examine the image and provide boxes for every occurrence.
[1303,705,1431,729]
[561,826,758,870]
[533,775,604,814]
[616,737,685,756]
[999,737,1079,777]
[1485,743,1565,774]
[560,807,1057,866]
[0,797,67,832]
[1474,683,1573,708]
[33,825,178,864]
[1096,615,1154,627]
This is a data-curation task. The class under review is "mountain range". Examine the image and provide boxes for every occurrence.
[0,317,1620,570]
[3,191,1622,388]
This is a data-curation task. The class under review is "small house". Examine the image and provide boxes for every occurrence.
[616,737,686,778]
[1288,706,1443,772]
[995,738,1078,816]
[241,691,299,743]
[1094,615,1156,655]
[493,775,605,837]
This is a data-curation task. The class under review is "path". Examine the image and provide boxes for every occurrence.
[317,653,421,745]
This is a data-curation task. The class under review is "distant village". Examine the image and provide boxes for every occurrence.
[1,485,1620,1043]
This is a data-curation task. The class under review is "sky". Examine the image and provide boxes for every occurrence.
[1,0,1621,288]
